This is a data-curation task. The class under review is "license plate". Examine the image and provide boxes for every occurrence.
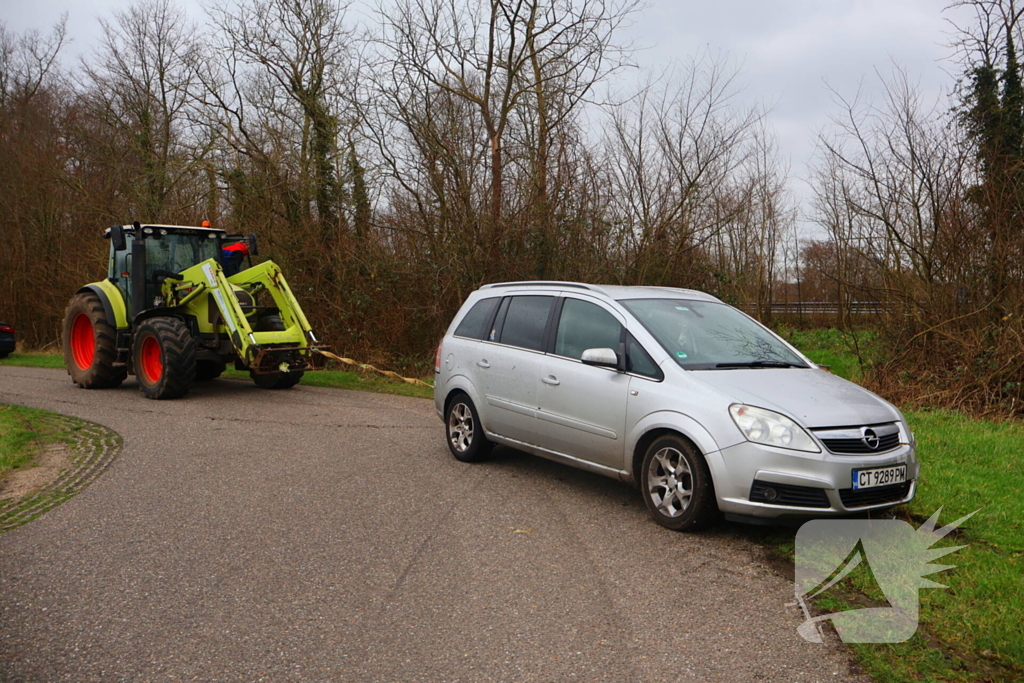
[852,464,907,489]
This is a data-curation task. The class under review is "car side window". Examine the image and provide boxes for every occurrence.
[627,334,662,379]
[499,296,553,351]
[554,298,622,360]
[453,297,501,340]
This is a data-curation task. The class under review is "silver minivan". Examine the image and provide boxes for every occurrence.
[434,282,918,530]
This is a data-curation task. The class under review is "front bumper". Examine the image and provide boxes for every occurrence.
[706,439,919,519]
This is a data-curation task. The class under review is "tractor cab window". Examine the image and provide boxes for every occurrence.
[145,233,220,278]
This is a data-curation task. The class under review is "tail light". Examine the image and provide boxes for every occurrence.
[0,325,13,333]
[434,341,442,373]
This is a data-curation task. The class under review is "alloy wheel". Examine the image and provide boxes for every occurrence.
[448,402,474,453]
[647,447,694,517]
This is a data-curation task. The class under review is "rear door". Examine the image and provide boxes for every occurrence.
[478,295,554,445]
[536,296,630,469]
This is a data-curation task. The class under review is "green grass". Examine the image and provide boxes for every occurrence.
[755,329,1024,682]
[776,326,881,383]
[0,405,73,477]
[0,351,433,399]
[0,352,65,369]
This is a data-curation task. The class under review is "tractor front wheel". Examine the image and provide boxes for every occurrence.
[133,317,196,400]
[249,313,303,390]
[62,291,126,389]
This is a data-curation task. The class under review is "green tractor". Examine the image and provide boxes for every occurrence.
[62,221,325,399]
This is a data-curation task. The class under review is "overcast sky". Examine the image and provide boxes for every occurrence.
[2,0,969,230]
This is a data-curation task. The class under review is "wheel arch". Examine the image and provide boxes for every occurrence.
[626,411,721,485]
[77,282,127,329]
[442,376,485,425]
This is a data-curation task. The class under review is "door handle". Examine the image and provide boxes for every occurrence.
[542,375,560,386]
[476,360,490,368]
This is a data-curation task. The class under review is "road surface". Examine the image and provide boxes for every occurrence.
[0,366,864,682]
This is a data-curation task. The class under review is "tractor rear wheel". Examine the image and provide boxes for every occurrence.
[62,291,126,389]
[133,317,196,400]
[249,313,303,390]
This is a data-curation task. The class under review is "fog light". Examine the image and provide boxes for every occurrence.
[763,486,779,502]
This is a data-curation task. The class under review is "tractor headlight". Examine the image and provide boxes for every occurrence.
[143,227,153,235]
[159,229,168,236]
[729,404,820,453]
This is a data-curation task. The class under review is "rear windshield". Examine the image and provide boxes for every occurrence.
[620,299,806,370]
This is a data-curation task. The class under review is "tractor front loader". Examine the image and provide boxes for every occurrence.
[63,222,326,399]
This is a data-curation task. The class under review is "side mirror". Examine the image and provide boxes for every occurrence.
[110,225,126,252]
[247,233,259,256]
[581,347,619,370]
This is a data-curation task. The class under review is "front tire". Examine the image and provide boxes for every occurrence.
[445,394,492,463]
[62,291,126,389]
[133,317,196,400]
[641,435,718,531]
[250,370,303,390]
[248,313,303,389]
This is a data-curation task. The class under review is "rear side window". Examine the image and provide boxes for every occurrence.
[454,297,500,340]
[499,296,553,351]
[554,298,622,360]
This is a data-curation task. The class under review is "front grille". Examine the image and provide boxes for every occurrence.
[750,480,830,508]
[839,482,911,508]
[813,422,902,455]
[821,432,900,454]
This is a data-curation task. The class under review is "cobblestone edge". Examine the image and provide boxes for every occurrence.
[0,413,123,533]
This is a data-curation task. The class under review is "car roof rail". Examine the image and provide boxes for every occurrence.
[482,281,596,291]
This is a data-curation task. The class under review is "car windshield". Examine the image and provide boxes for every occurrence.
[619,298,808,370]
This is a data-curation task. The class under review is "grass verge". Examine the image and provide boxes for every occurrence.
[0,404,75,477]
[0,352,64,369]
[0,351,433,399]
[763,328,1024,683]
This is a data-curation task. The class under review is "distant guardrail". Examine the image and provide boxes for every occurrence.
[739,302,889,317]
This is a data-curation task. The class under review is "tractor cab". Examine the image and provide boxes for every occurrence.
[104,223,254,318]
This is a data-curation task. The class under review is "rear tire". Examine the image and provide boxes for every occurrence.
[62,292,126,389]
[133,317,196,400]
[445,393,492,463]
[249,313,303,390]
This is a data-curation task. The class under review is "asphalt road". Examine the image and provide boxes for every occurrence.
[0,366,865,682]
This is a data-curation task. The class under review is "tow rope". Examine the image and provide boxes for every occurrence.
[314,349,433,388]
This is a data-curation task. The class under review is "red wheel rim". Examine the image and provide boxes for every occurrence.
[139,335,163,384]
[70,314,95,370]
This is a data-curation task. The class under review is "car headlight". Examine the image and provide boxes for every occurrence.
[897,421,915,447]
[729,404,820,453]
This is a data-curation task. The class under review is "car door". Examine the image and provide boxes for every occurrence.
[536,296,630,470]
[477,295,554,445]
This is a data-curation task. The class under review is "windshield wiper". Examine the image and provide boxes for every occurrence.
[714,360,806,369]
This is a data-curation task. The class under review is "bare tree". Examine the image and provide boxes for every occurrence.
[82,0,206,220]
[375,0,639,272]
[601,54,774,290]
